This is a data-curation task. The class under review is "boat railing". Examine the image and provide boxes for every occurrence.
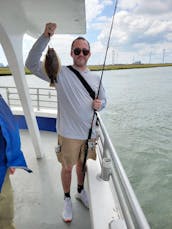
[0,85,150,228]
[0,86,57,111]
[96,113,150,229]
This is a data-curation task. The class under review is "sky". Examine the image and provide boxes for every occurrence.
[1,0,172,66]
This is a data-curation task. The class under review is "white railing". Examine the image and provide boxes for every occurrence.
[0,86,150,228]
[96,113,150,229]
[0,86,57,111]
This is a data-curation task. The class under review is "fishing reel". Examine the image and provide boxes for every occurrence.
[88,141,96,150]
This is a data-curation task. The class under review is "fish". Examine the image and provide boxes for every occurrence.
[44,46,61,87]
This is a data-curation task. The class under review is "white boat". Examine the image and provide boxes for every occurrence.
[0,1,150,228]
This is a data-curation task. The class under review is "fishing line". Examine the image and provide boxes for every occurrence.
[82,0,119,172]
[97,0,118,97]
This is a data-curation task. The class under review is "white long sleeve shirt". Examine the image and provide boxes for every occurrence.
[26,34,107,139]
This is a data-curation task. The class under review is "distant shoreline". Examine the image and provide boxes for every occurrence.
[88,63,172,71]
[0,63,172,75]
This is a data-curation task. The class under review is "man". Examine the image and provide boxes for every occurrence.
[26,22,106,223]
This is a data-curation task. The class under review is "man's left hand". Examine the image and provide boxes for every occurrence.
[92,99,102,110]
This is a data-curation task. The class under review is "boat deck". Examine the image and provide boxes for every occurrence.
[11,130,91,229]
[8,112,150,229]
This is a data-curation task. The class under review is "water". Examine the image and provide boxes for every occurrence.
[101,67,172,229]
[0,67,172,228]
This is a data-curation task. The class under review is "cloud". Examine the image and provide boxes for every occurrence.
[85,0,113,23]
[89,0,172,63]
[118,0,140,11]
[0,45,8,66]
[23,34,36,63]
[166,32,172,42]
[134,0,172,15]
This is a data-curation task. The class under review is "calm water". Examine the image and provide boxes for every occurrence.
[0,67,172,228]
[101,67,172,229]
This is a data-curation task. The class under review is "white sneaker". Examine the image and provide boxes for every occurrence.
[75,189,89,209]
[62,197,72,223]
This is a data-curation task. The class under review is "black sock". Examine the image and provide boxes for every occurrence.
[64,192,70,199]
[77,184,84,193]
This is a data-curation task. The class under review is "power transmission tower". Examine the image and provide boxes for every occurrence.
[162,49,166,63]
[149,52,152,64]
[112,49,115,65]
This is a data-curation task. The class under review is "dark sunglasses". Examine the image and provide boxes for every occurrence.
[73,48,90,56]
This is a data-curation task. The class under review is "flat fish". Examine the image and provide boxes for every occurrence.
[44,46,61,87]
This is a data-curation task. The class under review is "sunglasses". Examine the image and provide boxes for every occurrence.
[73,48,90,56]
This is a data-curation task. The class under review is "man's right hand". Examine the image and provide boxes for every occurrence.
[44,22,57,37]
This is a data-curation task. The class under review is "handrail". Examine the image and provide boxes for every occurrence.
[0,86,57,111]
[96,113,150,229]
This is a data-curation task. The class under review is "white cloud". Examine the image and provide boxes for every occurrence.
[85,0,113,22]
[0,45,8,66]
[145,20,172,36]
[135,0,172,15]
[90,0,172,63]
[166,33,172,41]
[85,0,104,22]
[22,34,36,63]
[118,0,140,11]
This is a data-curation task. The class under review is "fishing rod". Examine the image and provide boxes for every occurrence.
[82,0,119,172]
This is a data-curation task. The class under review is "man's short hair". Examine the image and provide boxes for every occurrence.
[71,37,90,50]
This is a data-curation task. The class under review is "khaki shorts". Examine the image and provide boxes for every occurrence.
[56,135,96,167]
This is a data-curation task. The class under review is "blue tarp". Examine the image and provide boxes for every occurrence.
[0,95,32,192]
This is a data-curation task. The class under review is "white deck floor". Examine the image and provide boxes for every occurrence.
[11,130,91,229]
